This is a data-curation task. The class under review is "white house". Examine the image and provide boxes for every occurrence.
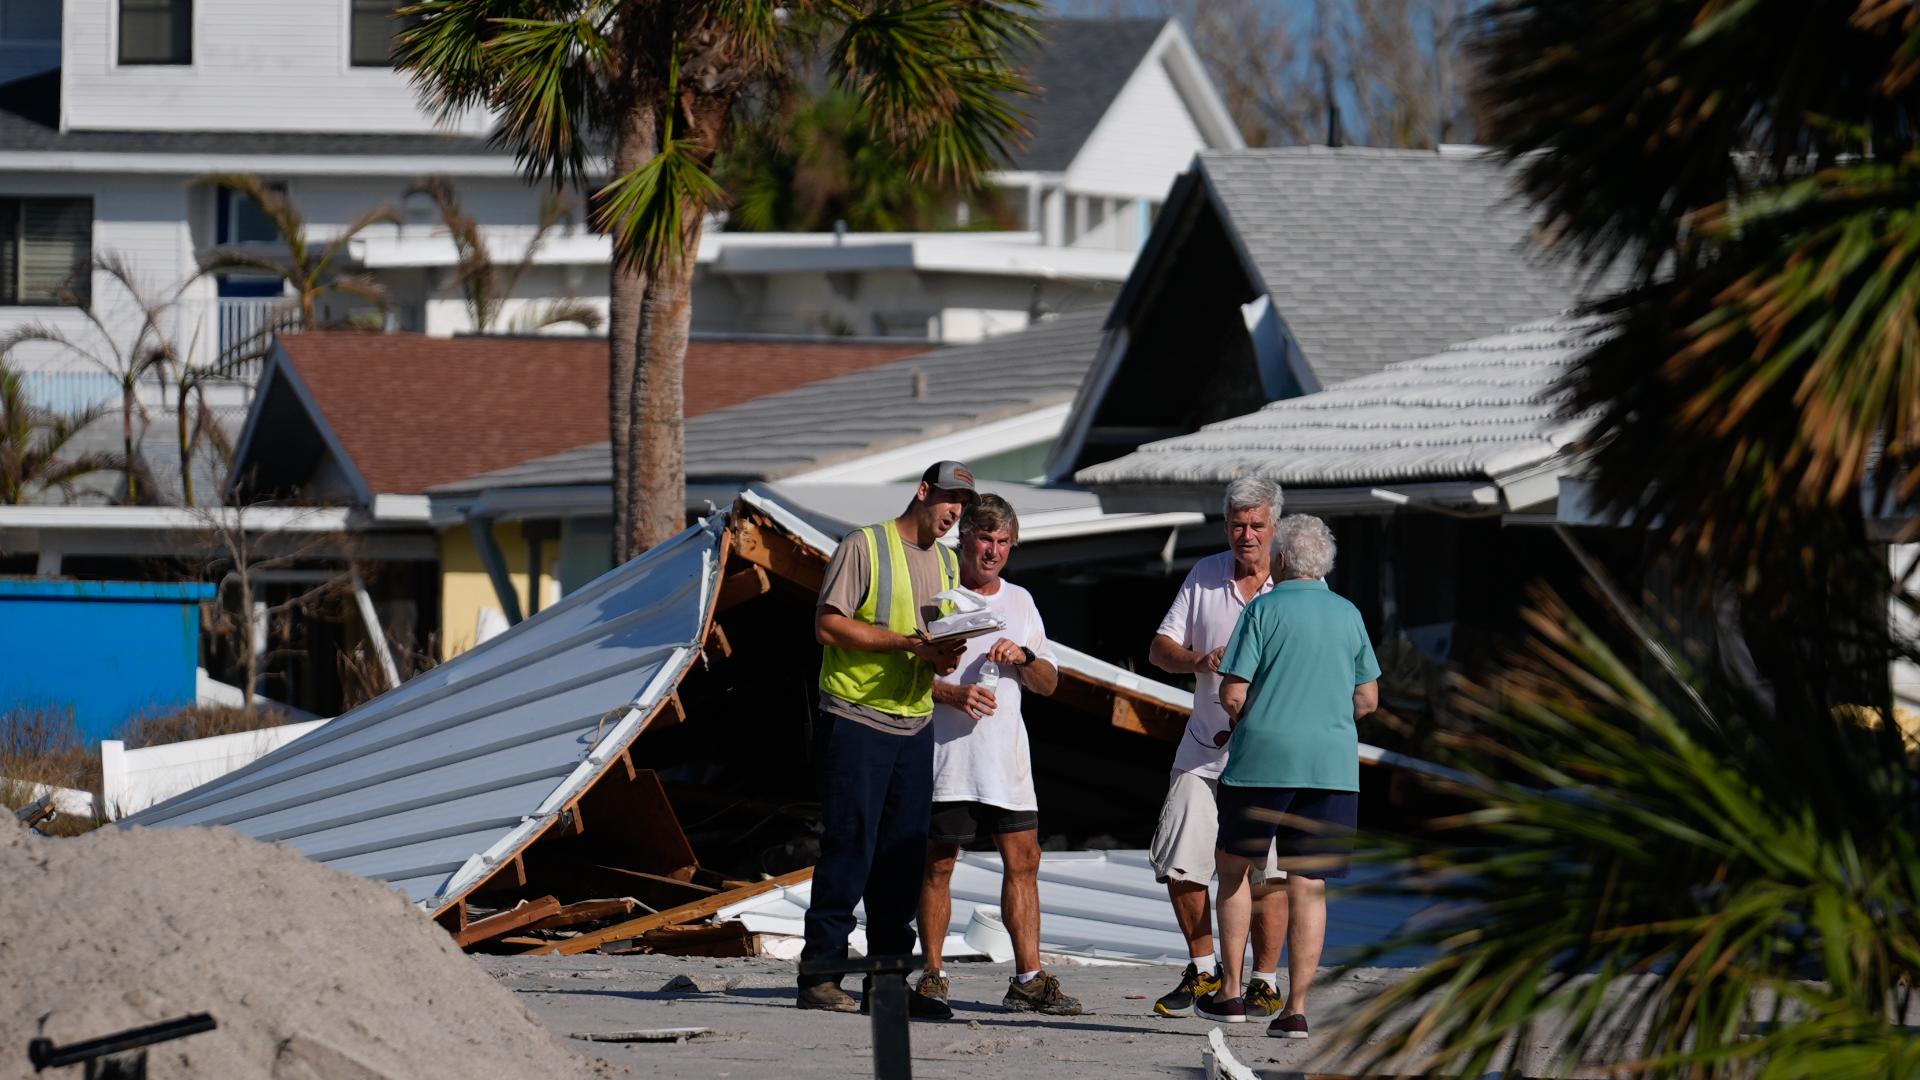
[0,5,1242,415]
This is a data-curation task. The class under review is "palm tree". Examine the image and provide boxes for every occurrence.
[408,174,604,333]
[0,361,125,505]
[396,0,1038,559]
[1475,0,1919,671]
[720,89,1010,232]
[1325,593,1920,1078]
[0,254,188,504]
[195,173,400,336]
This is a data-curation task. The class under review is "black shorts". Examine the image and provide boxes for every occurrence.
[1216,785,1358,879]
[929,801,1038,845]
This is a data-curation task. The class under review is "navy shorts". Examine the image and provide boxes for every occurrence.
[1216,785,1358,879]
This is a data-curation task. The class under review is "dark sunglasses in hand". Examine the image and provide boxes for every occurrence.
[1212,729,1231,748]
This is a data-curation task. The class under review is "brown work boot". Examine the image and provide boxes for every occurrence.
[796,982,859,1012]
[1002,970,1082,1015]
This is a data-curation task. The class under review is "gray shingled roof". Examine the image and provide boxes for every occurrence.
[1197,147,1601,386]
[433,308,1110,494]
[1075,319,1604,491]
[1006,19,1168,172]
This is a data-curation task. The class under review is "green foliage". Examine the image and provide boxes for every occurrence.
[719,90,1007,232]
[1329,593,1920,1077]
[1477,1,1920,579]
[0,361,122,505]
[395,0,1040,272]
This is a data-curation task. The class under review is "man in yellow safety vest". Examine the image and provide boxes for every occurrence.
[797,461,975,1016]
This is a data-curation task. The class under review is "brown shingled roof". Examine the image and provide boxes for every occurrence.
[275,331,927,496]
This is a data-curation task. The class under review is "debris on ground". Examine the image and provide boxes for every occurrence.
[0,812,618,1078]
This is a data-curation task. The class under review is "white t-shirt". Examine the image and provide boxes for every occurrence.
[930,581,1056,812]
[1157,551,1275,778]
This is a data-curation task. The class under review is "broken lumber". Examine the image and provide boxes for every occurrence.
[518,898,638,935]
[523,867,813,956]
[453,895,561,949]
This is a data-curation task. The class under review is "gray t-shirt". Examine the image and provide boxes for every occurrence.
[817,525,952,735]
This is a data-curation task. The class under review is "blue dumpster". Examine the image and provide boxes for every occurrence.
[0,579,216,743]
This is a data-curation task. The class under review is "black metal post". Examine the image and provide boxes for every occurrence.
[799,954,918,1080]
[27,1013,217,1075]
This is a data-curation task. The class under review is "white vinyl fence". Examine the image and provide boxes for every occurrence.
[101,719,327,820]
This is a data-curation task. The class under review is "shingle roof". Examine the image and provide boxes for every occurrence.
[431,308,1110,494]
[1006,19,1168,172]
[268,332,926,496]
[1196,147,1600,385]
[1075,319,1604,490]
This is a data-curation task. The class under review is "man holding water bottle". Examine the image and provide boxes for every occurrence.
[914,494,1082,1015]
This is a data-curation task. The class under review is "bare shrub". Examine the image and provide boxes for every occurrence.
[114,703,300,750]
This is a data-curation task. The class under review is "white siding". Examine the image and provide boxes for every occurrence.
[689,267,1108,343]
[61,0,490,134]
[1062,50,1210,201]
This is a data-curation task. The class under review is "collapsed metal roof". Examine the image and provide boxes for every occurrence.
[123,492,1223,916]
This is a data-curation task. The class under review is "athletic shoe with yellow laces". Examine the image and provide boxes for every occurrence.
[1152,962,1221,1017]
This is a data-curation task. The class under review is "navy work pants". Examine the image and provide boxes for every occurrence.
[798,711,934,987]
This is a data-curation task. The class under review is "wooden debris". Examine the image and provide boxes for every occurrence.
[715,565,772,611]
[453,895,561,949]
[518,897,638,935]
[631,920,755,958]
[524,867,813,956]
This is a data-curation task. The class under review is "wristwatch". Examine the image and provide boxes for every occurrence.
[1016,645,1036,667]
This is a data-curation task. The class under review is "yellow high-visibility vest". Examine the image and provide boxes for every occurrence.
[818,519,958,718]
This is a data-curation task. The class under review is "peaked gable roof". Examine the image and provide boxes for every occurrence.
[231,332,926,500]
[1007,19,1173,172]
[1188,146,1595,385]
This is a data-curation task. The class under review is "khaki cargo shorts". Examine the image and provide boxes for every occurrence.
[1148,768,1283,885]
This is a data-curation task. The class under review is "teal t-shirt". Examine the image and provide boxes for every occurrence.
[1218,579,1380,792]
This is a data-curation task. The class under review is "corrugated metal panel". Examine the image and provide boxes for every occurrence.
[719,850,1436,968]
[1078,319,1607,490]
[125,512,728,913]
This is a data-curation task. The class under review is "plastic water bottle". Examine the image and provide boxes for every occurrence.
[978,660,1001,695]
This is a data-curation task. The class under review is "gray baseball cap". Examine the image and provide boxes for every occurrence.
[920,460,978,500]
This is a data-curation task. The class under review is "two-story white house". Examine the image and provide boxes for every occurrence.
[0,3,1241,415]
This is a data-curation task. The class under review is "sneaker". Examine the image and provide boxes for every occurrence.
[1152,962,1222,1017]
[914,969,951,1006]
[796,982,859,1012]
[1002,970,1083,1015]
[1195,991,1247,1024]
[861,975,953,1021]
[1268,1012,1310,1039]
[1243,978,1283,1019]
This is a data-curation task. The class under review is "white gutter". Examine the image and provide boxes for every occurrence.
[0,151,532,177]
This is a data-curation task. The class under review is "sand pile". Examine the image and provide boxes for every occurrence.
[1,813,616,1079]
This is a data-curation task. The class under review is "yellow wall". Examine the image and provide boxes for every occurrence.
[439,525,560,658]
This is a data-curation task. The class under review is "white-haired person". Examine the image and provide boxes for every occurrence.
[1145,477,1290,1019]
[1195,514,1379,1039]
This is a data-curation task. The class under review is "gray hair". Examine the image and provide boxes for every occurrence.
[1275,515,1336,580]
[1222,477,1283,525]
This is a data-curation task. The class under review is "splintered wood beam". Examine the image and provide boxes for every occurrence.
[524,867,814,956]
[715,566,772,611]
[563,799,586,838]
[519,898,638,935]
[434,900,469,934]
[650,692,688,732]
[732,514,826,591]
[454,895,562,949]
[705,622,733,659]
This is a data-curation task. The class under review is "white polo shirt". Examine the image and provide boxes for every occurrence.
[1156,551,1275,778]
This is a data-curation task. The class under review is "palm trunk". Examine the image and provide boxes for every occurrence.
[177,380,194,507]
[121,382,138,504]
[609,108,658,563]
[628,219,698,553]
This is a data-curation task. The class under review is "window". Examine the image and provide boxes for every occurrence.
[218,185,283,245]
[350,0,412,67]
[0,198,93,307]
[119,0,191,65]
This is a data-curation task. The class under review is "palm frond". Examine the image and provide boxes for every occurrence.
[395,0,532,120]
[314,202,403,280]
[592,136,724,270]
[481,7,615,186]
[1322,590,1920,1078]
[509,297,603,332]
